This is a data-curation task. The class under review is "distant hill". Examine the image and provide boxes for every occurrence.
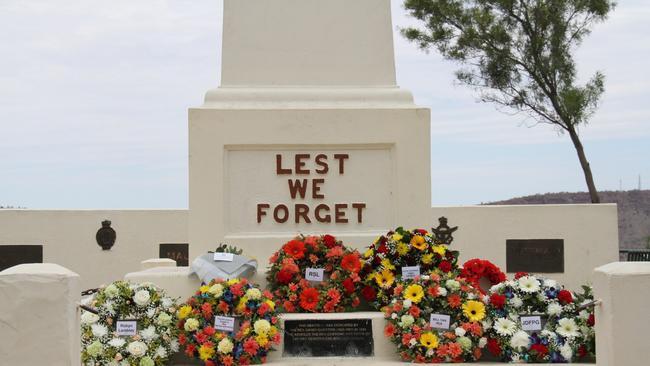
[486,190,650,250]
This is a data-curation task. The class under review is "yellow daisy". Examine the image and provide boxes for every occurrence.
[177,305,192,319]
[462,300,486,322]
[396,243,409,256]
[421,253,434,264]
[420,332,439,349]
[404,284,425,303]
[199,344,215,361]
[410,235,427,251]
[374,269,395,288]
[431,245,447,256]
[381,258,396,270]
[392,233,403,242]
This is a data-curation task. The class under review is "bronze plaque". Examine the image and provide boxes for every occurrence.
[0,245,43,271]
[159,243,189,266]
[283,319,373,357]
[506,239,564,273]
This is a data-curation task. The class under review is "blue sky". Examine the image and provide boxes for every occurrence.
[0,0,648,208]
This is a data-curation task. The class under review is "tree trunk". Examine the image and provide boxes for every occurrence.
[567,126,600,203]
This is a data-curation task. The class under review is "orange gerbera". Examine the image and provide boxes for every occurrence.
[341,253,361,272]
[283,240,306,260]
[299,287,320,311]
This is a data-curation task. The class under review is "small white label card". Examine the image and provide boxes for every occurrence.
[521,316,542,331]
[213,252,234,262]
[430,314,451,330]
[116,320,137,336]
[401,265,421,280]
[214,316,236,332]
[305,268,325,282]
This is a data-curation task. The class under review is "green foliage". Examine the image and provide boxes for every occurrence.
[402,0,614,130]
[213,243,244,255]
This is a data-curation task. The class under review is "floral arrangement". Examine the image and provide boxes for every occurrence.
[80,281,179,366]
[382,273,488,362]
[484,272,594,363]
[361,227,460,309]
[266,234,364,312]
[459,259,507,294]
[573,285,596,361]
[177,278,280,366]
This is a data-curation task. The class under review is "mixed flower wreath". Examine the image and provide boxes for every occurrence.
[459,258,507,294]
[266,234,364,312]
[484,272,595,363]
[361,227,460,309]
[80,281,180,366]
[382,273,488,362]
[177,278,280,366]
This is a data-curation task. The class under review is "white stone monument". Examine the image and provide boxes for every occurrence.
[189,0,431,262]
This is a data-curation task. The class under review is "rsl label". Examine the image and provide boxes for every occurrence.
[256,153,367,224]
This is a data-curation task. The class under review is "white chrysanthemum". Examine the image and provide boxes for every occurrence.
[544,279,557,289]
[108,338,126,348]
[184,318,200,332]
[170,339,179,352]
[455,327,466,336]
[245,288,262,300]
[536,293,547,302]
[104,284,119,298]
[426,348,434,356]
[421,275,430,280]
[547,302,563,316]
[467,292,477,300]
[479,337,488,348]
[578,310,590,320]
[254,319,271,335]
[445,279,460,291]
[161,297,173,309]
[133,290,151,307]
[391,313,398,319]
[399,315,415,328]
[403,299,412,309]
[146,308,156,319]
[482,294,490,303]
[217,338,234,354]
[209,284,224,297]
[509,330,531,350]
[518,276,541,293]
[481,319,493,330]
[91,323,108,338]
[494,318,517,336]
[556,318,579,338]
[81,311,100,325]
[510,296,523,308]
[154,346,168,359]
[560,342,573,360]
[126,341,148,357]
[437,287,448,297]
[140,326,158,341]
[490,282,505,292]
[156,312,172,326]
[104,301,116,315]
[409,338,417,347]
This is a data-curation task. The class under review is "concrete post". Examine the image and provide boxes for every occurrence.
[0,263,81,366]
[593,261,650,366]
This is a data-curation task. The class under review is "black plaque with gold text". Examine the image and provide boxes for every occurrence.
[506,239,564,273]
[283,319,373,357]
[159,243,189,266]
[0,245,43,271]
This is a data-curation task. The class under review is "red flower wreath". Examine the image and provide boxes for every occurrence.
[458,259,506,294]
[267,234,364,312]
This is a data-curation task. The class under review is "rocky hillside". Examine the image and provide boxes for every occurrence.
[486,190,650,249]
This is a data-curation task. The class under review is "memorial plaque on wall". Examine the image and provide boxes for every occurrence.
[159,243,189,266]
[0,245,43,271]
[283,319,373,357]
[506,239,564,273]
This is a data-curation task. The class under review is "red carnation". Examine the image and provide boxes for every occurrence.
[514,272,529,279]
[377,242,388,254]
[490,293,506,309]
[587,313,595,327]
[439,260,452,273]
[558,290,573,305]
[487,338,502,356]
[323,234,337,248]
[361,285,377,301]
[299,287,320,311]
[530,344,548,357]
[283,240,306,260]
[342,277,355,294]
[276,269,294,284]
[204,326,216,336]
[384,323,396,337]
[341,253,361,273]
[415,229,428,235]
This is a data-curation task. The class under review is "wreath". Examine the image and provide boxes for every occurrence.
[266,234,364,312]
[176,278,280,366]
[361,227,460,309]
[80,281,180,366]
[459,259,507,294]
[484,272,593,363]
[382,273,487,362]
